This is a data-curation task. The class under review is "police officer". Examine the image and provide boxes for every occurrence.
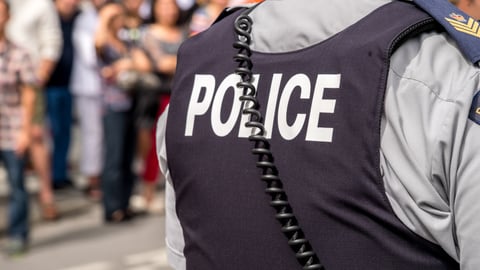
[157,0,480,269]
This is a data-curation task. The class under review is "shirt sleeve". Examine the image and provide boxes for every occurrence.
[156,106,187,270]
[381,32,480,269]
[72,12,98,70]
[37,1,63,61]
[18,49,38,87]
[449,91,480,270]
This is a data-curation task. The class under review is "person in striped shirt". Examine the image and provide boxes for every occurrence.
[0,0,36,256]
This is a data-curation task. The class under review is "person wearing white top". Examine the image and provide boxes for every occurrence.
[6,0,62,221]
[70,0,106,200]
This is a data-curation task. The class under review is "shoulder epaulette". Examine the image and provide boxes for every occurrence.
[414,0,480,65]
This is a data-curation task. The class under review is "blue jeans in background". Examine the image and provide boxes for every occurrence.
[0,150,28,241]
[101,108,136,220]
[46,87,72,184]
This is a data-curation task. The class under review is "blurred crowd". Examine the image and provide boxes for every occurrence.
[0,0,259,256]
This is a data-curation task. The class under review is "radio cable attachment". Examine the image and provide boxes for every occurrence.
[233,8,325,270]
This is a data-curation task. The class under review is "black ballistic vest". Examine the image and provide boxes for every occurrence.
[166,1,460,269]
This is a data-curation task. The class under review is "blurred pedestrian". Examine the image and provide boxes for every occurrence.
[6,0,62,221]
[71,0,108,201]
[95,2,150,222]
[188,0,228,35]
[138,0,187,212]
[45,0,81,190]
[121,0,147,48]
[119,0,151,172]
[0,0,37,255]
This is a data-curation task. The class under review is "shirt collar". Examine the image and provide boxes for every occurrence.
[413,0,480,65]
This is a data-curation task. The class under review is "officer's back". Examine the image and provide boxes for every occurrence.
[158,0,480,269]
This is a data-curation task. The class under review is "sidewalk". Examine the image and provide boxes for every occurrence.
[0,123,95,236]
[0,171,95,236]
[0,165,166,237]
[0,123,165,237]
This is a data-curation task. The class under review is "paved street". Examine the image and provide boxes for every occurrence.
[0,124,174,270]
[0,192,173,270]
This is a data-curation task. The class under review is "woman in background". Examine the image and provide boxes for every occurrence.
[71,0,108,202]
[139,0,187,211]
[95,2,150,222]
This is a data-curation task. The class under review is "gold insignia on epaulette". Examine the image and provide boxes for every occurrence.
[449,13,466,22]
[445,14,480,38]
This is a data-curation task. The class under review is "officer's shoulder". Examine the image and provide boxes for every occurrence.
[392,31,480,101]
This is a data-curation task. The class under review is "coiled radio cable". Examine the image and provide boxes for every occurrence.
[233,8,325,270]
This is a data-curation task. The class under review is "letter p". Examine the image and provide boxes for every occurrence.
[185,75,216,136]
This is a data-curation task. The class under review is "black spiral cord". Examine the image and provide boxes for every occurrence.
[233,9,325,270]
